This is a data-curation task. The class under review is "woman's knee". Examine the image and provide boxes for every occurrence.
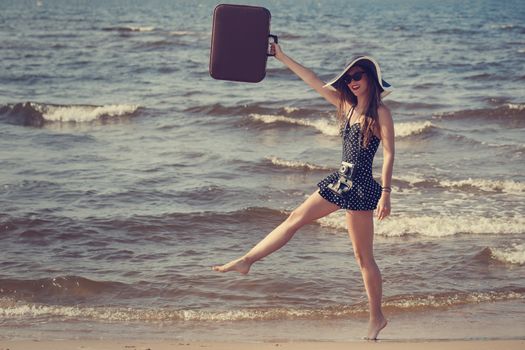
[352,247,376,269]
[285,210,309,231]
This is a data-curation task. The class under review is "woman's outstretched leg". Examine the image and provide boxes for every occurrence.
[346,210,387,340]
[212,191,339,274]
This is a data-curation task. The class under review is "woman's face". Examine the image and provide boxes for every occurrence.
[345,66,368,98]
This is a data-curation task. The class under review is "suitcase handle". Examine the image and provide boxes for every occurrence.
[267,34,279,56]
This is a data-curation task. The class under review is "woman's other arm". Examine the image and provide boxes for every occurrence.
[376,104,395,220]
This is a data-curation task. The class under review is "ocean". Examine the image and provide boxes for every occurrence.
[0,0,524,342]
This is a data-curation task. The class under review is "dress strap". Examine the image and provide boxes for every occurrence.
[343,106,355,131]
[344,105,363,165]
[347,105,355,121]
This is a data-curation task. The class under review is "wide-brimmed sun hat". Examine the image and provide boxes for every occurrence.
[323,55,392,98]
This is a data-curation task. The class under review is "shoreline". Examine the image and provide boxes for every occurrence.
[0,339,523,350]
[2,300,523,343]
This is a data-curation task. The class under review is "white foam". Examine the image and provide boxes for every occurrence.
[249,114,340,136]
[394,174,524,194]
[490,24,516,30]
[32,103,140,122]
[0,299,333,322]
[169,31,196,36]
[506,103,525,110]
[394,174,428,185]
[128,26,155,32]
[384,290,524,310]
[317,212,525,237]
[284,106,299,114]
[2,290,523,322]
[491,243,525,265]
[250,114,438,139]
[439,178,525,193]
[395,121,435,137]
[266,156,331,171]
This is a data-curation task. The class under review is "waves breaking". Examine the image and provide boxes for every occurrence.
[249,113,340,136]
[490,243,525,265]
[318,213,525,237]
[249,113,440,139]
[265,156,331,171]
[1,288,522,322]
[0,102,142,126]
[394,175,525,194]
[395,121,436,137]
[434,103,525,126]
[102,26,155,32]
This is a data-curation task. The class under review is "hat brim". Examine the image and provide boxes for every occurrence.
[323,55,392,98]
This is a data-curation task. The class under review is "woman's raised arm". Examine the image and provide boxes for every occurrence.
[271,43,340,107]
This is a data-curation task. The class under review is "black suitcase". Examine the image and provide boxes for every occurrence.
[209,4,278,83]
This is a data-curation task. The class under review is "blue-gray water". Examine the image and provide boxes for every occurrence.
[0,0,524,342]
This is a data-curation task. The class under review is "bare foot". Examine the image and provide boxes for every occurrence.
[366,316,388,340]
[212,257,252,275]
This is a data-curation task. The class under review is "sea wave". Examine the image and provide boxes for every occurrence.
[0,102,141,126]
[490,24,525,32]
[189,103,256,116]
[395,121,436,138]
[249,114,340,136]
[0,207,288,241]
[102,26,155,32]
[169,31,199,36]
[395,175,525,194]
[381,289,524,313]
[0,276,129,303]
[265,156,331,171]
[438,178,524,193]
[185,102,273,117]
[284,106,300,113]
[434,104,525,125]
[1,289,522,322]
[490,243,525,266]
[490,24,515,30]
[249,114,438,139]
[185,102,319,118]
[506,103,525,110]
[318,213,525,237]
[386,100,445,110]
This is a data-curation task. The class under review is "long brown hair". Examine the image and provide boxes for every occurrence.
[332,63,382,147]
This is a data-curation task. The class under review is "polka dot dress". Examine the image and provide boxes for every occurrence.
[317,112,383,211]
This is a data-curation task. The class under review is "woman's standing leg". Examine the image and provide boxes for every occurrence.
[346,210,387,340]
[212,191,340,274]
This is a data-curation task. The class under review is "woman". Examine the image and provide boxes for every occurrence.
[212,43,395,341]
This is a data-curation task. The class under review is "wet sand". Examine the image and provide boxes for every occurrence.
[0,339,523,350]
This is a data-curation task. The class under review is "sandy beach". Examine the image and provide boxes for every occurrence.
[1,339,524,350]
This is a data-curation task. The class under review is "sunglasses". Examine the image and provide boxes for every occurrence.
[342,71,366,85]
